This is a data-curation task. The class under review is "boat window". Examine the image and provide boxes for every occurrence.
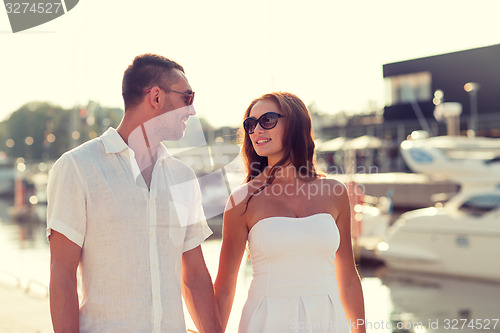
[458,194,500,216]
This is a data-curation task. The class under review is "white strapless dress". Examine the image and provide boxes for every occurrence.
[238,213,351,333]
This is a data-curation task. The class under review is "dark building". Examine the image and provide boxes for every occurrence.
[319,44,500,173]
[383,44,500,122]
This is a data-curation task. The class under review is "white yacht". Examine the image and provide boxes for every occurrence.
[377,132,500,282]
[399,131,500,183]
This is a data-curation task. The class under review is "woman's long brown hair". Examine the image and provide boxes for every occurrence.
[239,92,325,210]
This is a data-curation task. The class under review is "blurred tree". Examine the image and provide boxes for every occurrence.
[0,101,122,161]
[3,102,65,160]
[0,101,232,161]
[0,121,8,156]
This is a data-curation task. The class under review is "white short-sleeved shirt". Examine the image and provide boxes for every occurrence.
[46,127,212,332]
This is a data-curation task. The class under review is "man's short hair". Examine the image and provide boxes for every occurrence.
[122,54,184,110]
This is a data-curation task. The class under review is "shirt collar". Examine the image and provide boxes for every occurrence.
[100,126,173,161]
[100,127,129,154]
[156,143,172,162]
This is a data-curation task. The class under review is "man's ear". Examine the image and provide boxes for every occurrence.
[147,86,161,110]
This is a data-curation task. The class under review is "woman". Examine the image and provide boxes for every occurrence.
[214,92,366,333]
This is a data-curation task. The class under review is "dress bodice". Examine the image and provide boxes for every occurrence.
[246,213,341,297]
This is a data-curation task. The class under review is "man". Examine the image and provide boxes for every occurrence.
[47,54,222,332]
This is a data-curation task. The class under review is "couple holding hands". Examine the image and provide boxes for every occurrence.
[47,54,365,332]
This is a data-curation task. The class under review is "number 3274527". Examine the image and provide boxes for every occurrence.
[5,2,63,14]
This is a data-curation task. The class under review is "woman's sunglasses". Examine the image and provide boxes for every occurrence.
[243,112,285,134]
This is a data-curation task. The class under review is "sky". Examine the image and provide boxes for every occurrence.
[1,0,499,128]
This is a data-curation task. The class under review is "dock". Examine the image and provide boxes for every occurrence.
[332,172,459,209]
[0,282,52,333]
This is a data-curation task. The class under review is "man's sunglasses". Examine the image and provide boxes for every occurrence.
[145,87,195,106]
[243,112,285,134]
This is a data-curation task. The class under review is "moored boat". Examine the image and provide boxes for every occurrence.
[376,132,500,282]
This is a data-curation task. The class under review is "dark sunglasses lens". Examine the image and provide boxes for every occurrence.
[243,118,257,134]
[260,114,279,129]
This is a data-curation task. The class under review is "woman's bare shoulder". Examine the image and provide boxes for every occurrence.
[225,176,258,209]
[318,177,348,195]
[224,174,267,219]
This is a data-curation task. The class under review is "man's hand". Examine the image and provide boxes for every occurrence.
[182,246,223,333]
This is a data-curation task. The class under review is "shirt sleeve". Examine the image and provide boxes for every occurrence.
[46,153,87,247]
[182,176,212,253]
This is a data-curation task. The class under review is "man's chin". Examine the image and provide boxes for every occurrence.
[165,130,185,141]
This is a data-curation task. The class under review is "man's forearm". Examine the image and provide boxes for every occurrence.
[49,268,79,332]
[182,272,222,333]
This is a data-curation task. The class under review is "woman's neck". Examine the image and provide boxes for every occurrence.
[266,163,294,182]
[265,163,316,183]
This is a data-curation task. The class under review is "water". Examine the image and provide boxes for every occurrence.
[0,199,49,294]
[1,198,500,333]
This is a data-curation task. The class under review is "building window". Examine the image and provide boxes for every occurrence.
[385,71,432,106]
[458,194,500,216]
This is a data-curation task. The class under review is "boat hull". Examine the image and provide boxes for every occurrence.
[377,208,500,282]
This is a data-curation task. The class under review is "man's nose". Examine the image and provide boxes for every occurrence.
[188,105,196,116]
